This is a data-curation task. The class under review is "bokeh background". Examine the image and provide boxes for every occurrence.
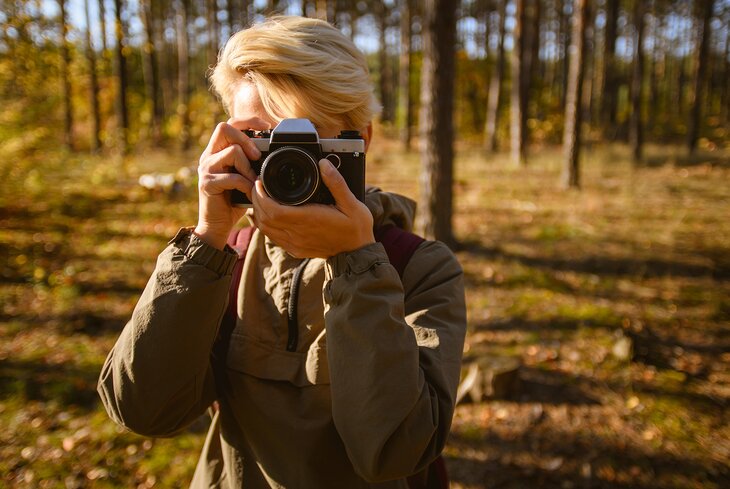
[1,0,729,488]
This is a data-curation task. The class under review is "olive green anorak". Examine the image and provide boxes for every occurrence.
[98,190,467,488]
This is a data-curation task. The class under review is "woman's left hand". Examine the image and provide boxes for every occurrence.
[249,159,375,258]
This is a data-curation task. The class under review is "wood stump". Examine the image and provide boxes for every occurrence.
[456,355,523,404]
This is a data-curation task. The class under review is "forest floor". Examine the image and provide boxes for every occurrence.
[1,135,728,488]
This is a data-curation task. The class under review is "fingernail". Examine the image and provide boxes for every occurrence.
[319,159,334,175]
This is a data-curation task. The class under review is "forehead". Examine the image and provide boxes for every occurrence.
[231,82,276,127]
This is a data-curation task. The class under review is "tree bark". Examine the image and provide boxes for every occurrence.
[208,0,220,67]
[378,1,394,124]
[58,0,74,151]
[177,0,191,150]
[141,0,162,143]
[98,0,107,53]
[112,0,128,154]
[485,0,506,152]
[416,0,457,247]
[601,0,619,134]
[398,0,413,150]
[84,0,102,152]
[687,0,715,155]
[562,0,588,189]
[629,0,645,163]
[510,0,537,166]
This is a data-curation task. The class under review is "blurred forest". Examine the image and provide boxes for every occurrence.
[1,0,727,160]
[1,0,729,488]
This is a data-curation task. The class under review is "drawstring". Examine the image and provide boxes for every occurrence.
[286,258,311,352]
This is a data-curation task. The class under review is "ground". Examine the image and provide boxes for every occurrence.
[1,136,728,488]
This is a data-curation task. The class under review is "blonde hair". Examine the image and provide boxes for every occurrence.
[210,16,379,131]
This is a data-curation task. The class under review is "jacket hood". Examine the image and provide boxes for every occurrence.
[364,188,417,232]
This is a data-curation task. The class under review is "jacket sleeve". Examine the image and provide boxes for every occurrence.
[97,228,237,437]
[324,240,466,482]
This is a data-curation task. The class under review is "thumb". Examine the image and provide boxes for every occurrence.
[319,159,358,211]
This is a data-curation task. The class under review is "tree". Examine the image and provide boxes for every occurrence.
[176,0,191,150]
[140,0,162,143]
[510,0,538,166]
[398,0,414,150]
[561,0,588,189]
[377,1,394,124]
[112,0,129,154]
[416,0,457,246]
[629,0,645,163]
[485,0,506,152]
[58,0,74,151]
[84,0,102,152]
[601,0,619,134]
[98,0,108,53]
[687,0,715,155]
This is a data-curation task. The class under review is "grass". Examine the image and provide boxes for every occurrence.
[1,134,729,488]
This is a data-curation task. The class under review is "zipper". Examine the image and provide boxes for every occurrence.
[286,258,311,352]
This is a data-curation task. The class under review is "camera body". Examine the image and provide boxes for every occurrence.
[231,118,366,207]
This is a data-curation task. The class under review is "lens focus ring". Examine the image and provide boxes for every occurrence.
[260,147,320,206]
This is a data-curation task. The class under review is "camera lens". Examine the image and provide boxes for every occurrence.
[260,147,319,205]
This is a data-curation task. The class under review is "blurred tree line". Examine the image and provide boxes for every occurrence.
[0,0,727,228]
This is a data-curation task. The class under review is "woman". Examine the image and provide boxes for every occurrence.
[98,16,466,489]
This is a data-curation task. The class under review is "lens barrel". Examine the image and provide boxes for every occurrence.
[260,147,320,205]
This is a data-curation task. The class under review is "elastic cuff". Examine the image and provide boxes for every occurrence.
[326,241,389,278]
[169,227,238,275]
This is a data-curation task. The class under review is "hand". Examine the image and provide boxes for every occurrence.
[248,159,375,258]
[194,118,269,250]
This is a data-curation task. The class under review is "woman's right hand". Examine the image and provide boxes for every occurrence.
[193,117,269,250]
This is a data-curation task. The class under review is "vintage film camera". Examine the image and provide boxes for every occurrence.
[231,118,366,206]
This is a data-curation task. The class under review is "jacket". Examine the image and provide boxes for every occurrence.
[97,190,467,488]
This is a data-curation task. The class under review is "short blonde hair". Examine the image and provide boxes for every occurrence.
[210,16,379,131]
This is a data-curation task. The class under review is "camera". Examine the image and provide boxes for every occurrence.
[231,118,366,207]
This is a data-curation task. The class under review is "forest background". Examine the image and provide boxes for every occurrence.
[1,0,729,488]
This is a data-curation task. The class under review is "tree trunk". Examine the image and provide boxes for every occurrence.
[155,2,173,124]
[177,0,191,151]
[416,0,457,247]
[315,0,328,20]
[58,0,74,151]
[485,0,506,152]
[84,0,102,152]
[510,0,537,167]
[378,1,394,124]
[629,0,645,163]
[560,0,571,107]
[687,0,715,155]
[349,2,359,40]
[601,0,619,134]
[562,0,588,189]
[398,0,413,150]
[98,0,108,53]
[208,0,220,67]
[141,0,162,143]
[112,0,128,154]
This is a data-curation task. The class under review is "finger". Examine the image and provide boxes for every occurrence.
[318,159,359,213]
[203,122,262,161]
[227,116,272,132]
[202,144,257,183]
[200,172,254,199]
